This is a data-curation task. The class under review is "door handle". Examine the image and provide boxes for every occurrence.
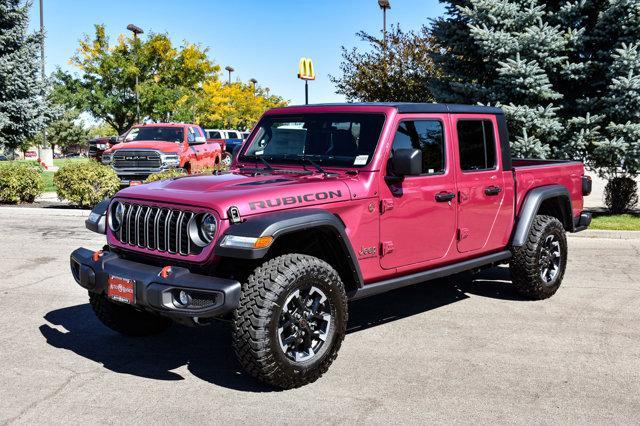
[435,191,456,202]
[485,186,502,196]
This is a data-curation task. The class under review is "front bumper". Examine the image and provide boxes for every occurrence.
[70,247,241,318]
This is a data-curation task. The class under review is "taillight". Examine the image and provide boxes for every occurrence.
[582,175,592,196]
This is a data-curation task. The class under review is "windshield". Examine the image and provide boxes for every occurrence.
[240,113,386,168]
[125,127,184,143]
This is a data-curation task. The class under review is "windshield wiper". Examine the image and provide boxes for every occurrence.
[240,155,313,176]
[301,156,339,178]
[258,156,274,171]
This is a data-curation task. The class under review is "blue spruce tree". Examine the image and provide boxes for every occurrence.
[432,0,640,210]
[0,0,50,155]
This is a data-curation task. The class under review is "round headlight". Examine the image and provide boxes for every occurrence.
[188,213,217,247]
[109,201,125,232]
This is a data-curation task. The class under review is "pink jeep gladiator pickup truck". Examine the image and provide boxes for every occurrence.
[72,103,592,388]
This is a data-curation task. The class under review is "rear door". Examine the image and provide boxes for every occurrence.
[379,114,457,269]
[452,115,506,253]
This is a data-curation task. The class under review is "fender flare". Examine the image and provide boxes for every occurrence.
[511,184,573,247]
[214,209,364,287]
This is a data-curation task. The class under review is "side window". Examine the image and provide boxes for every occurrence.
[228,131,239,139]
[187,127,196,142]
[457,120,496,171]
[208,131,221,139]
[391,120,445,175]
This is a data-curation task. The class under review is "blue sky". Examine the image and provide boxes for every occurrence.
[28,0,445,105]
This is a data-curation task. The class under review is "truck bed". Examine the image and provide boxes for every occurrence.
[512,158,585,223]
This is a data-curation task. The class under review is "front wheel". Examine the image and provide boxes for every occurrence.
[232,254,348,389]
[510,215,568,300]
[221,152,232,167]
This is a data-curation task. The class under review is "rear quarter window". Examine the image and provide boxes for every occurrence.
[457,120,496,171]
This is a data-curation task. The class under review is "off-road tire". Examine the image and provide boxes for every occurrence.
[89,292,172,336]
[510,215,567,300]
[221,153,232,167]
[232,254,348,389]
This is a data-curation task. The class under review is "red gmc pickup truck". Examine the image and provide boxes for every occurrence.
[72,103,592,388]
[101,123,223,185]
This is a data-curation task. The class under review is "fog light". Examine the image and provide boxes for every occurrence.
[178,290,190,306]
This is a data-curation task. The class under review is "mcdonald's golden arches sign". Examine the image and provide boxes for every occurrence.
[297,57,315,80]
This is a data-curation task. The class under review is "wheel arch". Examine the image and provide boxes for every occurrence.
[512,185,573,247]
[214,209,363,292]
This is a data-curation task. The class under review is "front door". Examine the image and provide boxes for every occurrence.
[452,115,505,253]
[379,115,457,269]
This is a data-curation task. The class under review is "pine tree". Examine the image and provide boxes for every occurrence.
[431,0,576,158]
[432,0,640,177]
[0,0,50,153]
[431,0,640,211]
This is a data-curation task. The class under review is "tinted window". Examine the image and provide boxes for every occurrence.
[127,126,184,143]
[457,120,496,171]
[391,120,445,174]
[208,131,222,139]
[240,113,385,168]
[227,131,239,139]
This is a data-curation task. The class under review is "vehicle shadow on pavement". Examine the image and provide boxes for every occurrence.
[39,305,275,392]
[347,265,526,333]
[39,266,523,392]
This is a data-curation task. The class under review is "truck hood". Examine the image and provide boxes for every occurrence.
[115,171,354,219]
[106,140,183,154]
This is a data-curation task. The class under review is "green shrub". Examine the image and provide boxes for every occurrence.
[54,161,120,208]
[0,162,45,204]
[144,168,187,183]
[604,176,639,214]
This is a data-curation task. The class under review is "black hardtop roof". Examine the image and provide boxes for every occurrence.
[276,102,503,115]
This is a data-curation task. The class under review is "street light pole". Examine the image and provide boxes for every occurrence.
[378,0,391,59]
[249,78,257,95]
[126,24,144,123]
[225,66,235,84]
[37,0,54,167]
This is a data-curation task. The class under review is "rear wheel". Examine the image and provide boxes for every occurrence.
[232,254,347,389]
[89,292,171,336]
[510,215,567,300]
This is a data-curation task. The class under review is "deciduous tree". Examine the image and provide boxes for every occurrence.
[331,26,439,102]
[195,80,287,130]
[55,25,218,134]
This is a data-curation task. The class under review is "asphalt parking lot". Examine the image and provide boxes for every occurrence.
[1,208,639,424]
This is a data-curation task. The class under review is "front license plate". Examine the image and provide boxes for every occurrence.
[107,275,136,304]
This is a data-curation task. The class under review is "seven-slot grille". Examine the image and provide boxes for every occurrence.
[113,150,161,169]
[115,203,202,256]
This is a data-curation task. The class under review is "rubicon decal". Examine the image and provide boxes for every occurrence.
[249,190,343,210]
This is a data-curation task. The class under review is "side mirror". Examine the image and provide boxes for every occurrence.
[194,136,206,144]
[108,136,117,144]
[390,148,422,177]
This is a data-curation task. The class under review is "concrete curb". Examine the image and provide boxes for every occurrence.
[0,206,90,216]
[569,229,640,240]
